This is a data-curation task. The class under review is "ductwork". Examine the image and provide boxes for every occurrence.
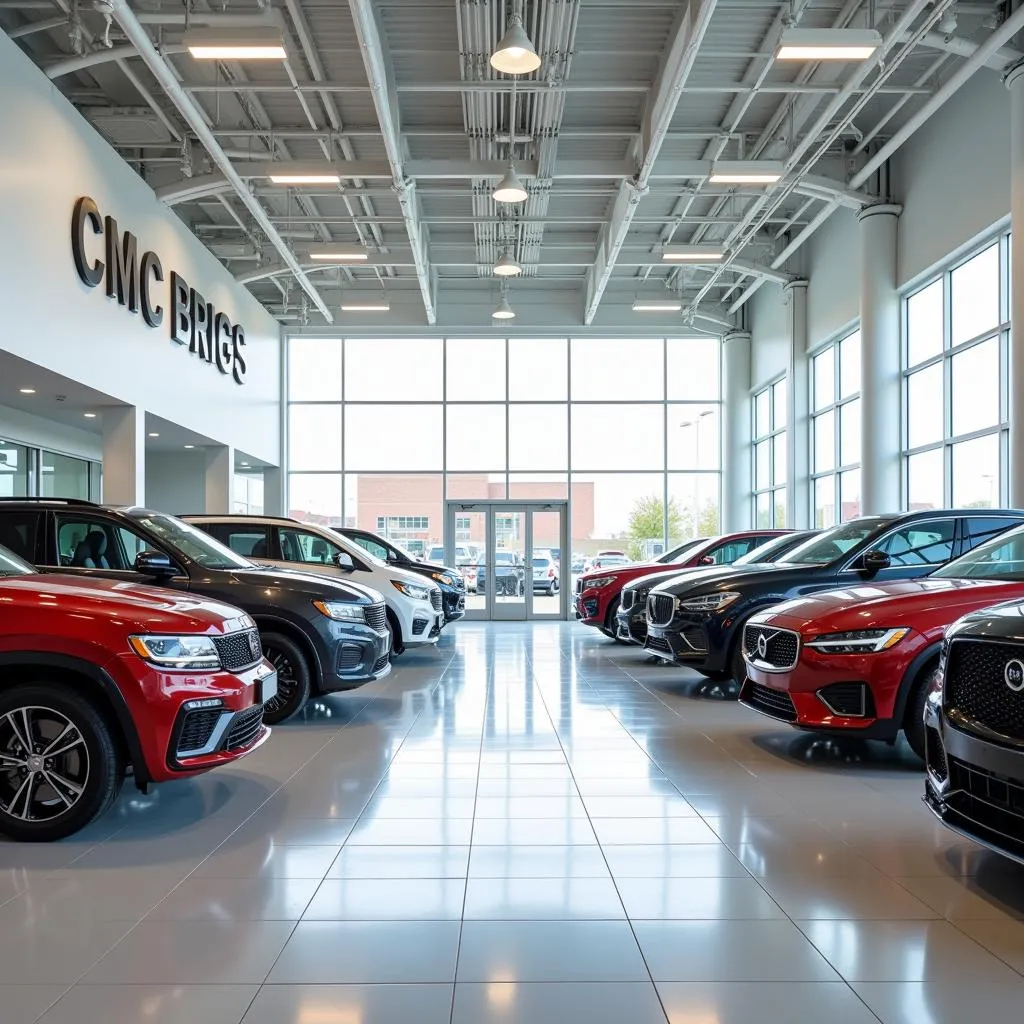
[101,0,333,323]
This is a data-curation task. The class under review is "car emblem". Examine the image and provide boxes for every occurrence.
[1005,658,1024,692]
[756,633,769,659]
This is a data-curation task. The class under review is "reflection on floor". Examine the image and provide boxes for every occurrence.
[3,622,1024,1024]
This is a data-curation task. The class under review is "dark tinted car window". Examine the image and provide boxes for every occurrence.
[708,538,761,564]
[964,517,1024,550]
[0,512,38,561]
[350,534,390,561]
[874,520,956,566]
[219,526,272,558]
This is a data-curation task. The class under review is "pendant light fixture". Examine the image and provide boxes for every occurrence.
[493,162,528,204]
[492,294,516,320]
[494,250,523,277]
[490,6,541,76]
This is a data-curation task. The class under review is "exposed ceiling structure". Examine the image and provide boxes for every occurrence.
[3,0,1021,329]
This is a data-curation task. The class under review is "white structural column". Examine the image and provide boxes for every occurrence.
[1008,62,1024,506]
[722,331,752,531]
[204,445,235,514]
[785,280,811,528]
[262,467,285,517]
[102,406,145,506]
[859,204,903,514]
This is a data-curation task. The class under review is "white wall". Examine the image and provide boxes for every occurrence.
[893,70,1010,288]
[805,207,861,347]
[749,283,789,390]
[0,404,101,461]
[145,452,207,516]
[0,31,281,465]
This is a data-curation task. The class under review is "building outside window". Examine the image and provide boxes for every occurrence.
[811,330,862,527]
[285,336,722,560]
[752,377,787,527]
[376,515,430,544]
[903,236,1009,510]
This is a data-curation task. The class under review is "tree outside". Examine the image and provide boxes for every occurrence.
[626,495,683,561]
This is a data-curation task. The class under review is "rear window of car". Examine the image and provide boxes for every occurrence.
[532,557,550,567]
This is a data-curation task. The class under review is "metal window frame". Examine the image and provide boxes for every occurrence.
[752,376,787,528]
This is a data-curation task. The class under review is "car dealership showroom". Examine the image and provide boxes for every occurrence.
[5,0,1024,1021]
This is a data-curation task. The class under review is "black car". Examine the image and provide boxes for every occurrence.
[644,511,1024,684]
[925,599,1024,866]
[0,499,391,724]
[616,530,820,644]
[336,527,466,623]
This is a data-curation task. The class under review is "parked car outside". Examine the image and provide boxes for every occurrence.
[739,523,1024,758]
[0,500,391,725]
[532,551,560,595]
[576,531,787,639]
[0,540,273,841]
[925,596,1024,866]
[482,550,526,596]
[186,515,444,657]
[616,531,819,644]
[338,527,466,624]
[645,511,1024,684]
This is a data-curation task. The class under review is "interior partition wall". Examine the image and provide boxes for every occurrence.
[285,336,722,582]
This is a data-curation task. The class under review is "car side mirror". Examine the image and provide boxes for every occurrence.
[859,549,891,576]
[700,555,715,565]
[335,552,355,571]
[135,550,178,577]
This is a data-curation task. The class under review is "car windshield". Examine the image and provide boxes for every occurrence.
[495,552,516,564]
[734,533,806,565]
[132,513,255,570]
[0,544,34,577]
[532,557,550,567]
[596,556,629,568]
[657,537,706,564]
[778,519,894,566]
[933,525,1024,581]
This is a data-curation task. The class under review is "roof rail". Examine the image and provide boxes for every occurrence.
[0,497,100,506]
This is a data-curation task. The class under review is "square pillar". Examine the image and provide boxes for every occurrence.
[722,331,752,531]
[204,445,235,514]
[262,466,284,517]
[102,406,145,506]
[1007,61,1024,505]
[785,280,811,528]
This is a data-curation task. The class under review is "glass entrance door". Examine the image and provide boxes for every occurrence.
[446,501,568,621]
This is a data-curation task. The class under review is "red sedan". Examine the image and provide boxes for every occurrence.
[739,523,1024,759]
[574,530,787,638]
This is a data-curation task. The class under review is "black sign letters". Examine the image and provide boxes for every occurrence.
[71,196,247,385]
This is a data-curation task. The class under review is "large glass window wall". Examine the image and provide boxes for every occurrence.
[286,336,721,563]
[752,377,787,528]
[903,235,1010,510]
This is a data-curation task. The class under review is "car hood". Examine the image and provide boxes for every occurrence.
[0,573,251,632]
[622,562,775,593]
[580,562,685,587]
[227,566,384,603]
[752,577,1024,633]
[407,560,460,578]
[651,562,794,595]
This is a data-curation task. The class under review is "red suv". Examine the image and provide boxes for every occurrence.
[0,542,274,841]
[739,521,1024,759]
[574,531,787,638]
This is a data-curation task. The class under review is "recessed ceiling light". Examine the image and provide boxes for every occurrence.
[492,296,516,320]
[662,246,724,262]
[309,250,369,261]
[493,163,529,204]
[341,302,391,312]
[263,163,343,185]
[490,12,542,75]
[632,300,682,312]
[183,444,195,449]
[183,28,287,61]
[709,161,783,185]
[18,388,35,394]
[776,28,882,61]
[83,412,97,419]
[148,432,160,438]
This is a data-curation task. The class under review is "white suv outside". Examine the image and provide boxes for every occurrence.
[185,515,444,655]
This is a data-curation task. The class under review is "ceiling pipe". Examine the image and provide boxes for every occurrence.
[46,43,185,78]
[8,16,67,39]
[915,29,1023,70]
[101,0,333,323]
[728,1,1024,314]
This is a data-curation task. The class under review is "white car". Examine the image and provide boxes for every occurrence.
[185,515,444,655]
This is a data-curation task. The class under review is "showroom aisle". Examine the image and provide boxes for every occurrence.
[3,623,1024,1024]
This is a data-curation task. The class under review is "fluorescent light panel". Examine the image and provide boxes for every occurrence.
[632,300,682,312]
[264,162,341,185]
[662,246,723,262]
[309,251,369,261]
[776,28,882,61]
[341,302,390,312]
[709,160,783,184]
[184,28,287,60]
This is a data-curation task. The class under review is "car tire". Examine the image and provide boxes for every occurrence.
[729,634,749,690]
[260,632,312,724]
[0,683,123,842]
[604,598,628,643]
[903,666,936,762]
[385,609,405,658]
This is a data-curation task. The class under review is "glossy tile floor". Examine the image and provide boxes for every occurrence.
[4,623,1024,1024]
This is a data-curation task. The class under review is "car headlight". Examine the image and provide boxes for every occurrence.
[392,579,432,601]
[431,572,455,587]
[129,634,221,670]
[313,600,366,623]
[584,576,616,589]
[677,591,740,613]
[806,628,910,654]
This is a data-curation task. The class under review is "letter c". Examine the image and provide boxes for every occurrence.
[71,196,104,288]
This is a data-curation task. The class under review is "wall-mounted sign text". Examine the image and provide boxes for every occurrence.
[71,196,247,385]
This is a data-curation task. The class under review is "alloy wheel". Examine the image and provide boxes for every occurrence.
[0,705,90,823]
[264,648,300,716]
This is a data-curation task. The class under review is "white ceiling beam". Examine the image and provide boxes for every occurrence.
[347,0,436,324]
[793,175,876,209]
[583,0,718,326]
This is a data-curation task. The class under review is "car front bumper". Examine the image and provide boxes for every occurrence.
[319,620,392,689]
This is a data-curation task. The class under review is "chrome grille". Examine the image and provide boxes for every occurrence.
[621,589,635,611]
[946,639,1024,744]
[743,624,800,671]
[212,628,262,672]
[647,593,675,627]
[431,590,443,612]
[365,603,387,633]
